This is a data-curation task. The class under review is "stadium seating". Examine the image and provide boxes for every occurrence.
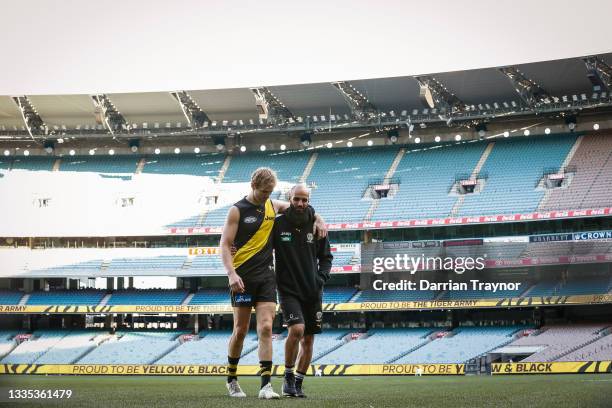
[236,330,353,365]
[395,326,526,363]
[458,134,577,216]
[0,330,68,364]
[1,135,610,236]
[0,157,12,171]
[525,278,611,297]
[189,255,224,273]
[166,214,203,228]
[322,287,358,303]
[307,147,398,223]
[2,325,611,364]
[524,280,561,297]
[106,290,188,305]
[78,331,184,364]
[188,290,231,305]
[0,290,23,305]
[11,157,55,172]
[106,256,187,273]
[202,150,311,226]
[539,134,612,211]
[26,290,105,306]
[352,288,436,302]
[156,331,258,364]
[508,324,608,362]
[440,284,526,300]
[60,156,139,174]
[556,276,612,296]
[315,328,432,364]
[34,260,105,275]
[35,330,109,364]
[558,331,612,361]
[373,142,486,220]
[142,153,225,177]
[0,330,18,359]
[222,151,310,184]
[519,241,612,258]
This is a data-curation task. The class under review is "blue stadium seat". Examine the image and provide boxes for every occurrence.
[27,290,105,306]
[0,290,23,305]
[189,290,231,305]
[459,135,577,216]
[142,153,225,177]
[307,147,398,223]
[372,142,486,221]
[106,290,188,305]
[60,156,139,173]
[396,326,528,363]
[322,287,358,303]
[11,157,55,171]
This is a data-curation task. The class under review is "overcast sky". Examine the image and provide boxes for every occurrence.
[1,0,611,95]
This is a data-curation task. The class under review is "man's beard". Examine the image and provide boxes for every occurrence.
[285,204,313,227]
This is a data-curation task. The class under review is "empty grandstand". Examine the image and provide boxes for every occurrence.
[1,134,611,237]
[1,49,611,385]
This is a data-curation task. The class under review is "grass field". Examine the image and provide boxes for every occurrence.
[1,374,611,408]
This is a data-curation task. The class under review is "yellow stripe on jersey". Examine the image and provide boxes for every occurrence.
[232,199,275,270]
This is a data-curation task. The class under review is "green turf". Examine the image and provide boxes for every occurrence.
[0,375,611,408]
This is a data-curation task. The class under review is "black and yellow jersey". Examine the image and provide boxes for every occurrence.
[232,197,276,280]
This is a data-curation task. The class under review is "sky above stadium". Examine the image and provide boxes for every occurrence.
[1,0,611,95]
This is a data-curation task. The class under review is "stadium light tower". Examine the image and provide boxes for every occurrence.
[12,96,48,141]
[91,94,128,136]
[413,76,468,125]
[250,87,296,126]
[498,67,552,108]
[331,81,378,122]
[582,55,612,93]
[170,91,211,129]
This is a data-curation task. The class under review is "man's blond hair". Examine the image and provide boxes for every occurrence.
[251,167,277,189]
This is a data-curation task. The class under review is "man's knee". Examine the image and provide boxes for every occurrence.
[232,325,248,341]
[288,324,305,339]
[257,320,273,338]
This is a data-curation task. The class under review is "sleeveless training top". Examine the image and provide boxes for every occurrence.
[231,197,276,279]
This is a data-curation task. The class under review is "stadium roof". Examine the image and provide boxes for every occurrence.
[0,53,610,129]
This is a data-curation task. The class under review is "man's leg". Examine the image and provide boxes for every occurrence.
[255,301,279,398]
[285,323,304,367]
[228,306,251,363]
[295,334,314,398]
[226,306,250,397]
[283,323,304,396]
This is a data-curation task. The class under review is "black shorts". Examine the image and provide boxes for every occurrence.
[279,292,323,335]
[230,273,277,308]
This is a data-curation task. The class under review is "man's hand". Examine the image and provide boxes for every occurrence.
[228,272,245,293]
[314,214,328,238]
